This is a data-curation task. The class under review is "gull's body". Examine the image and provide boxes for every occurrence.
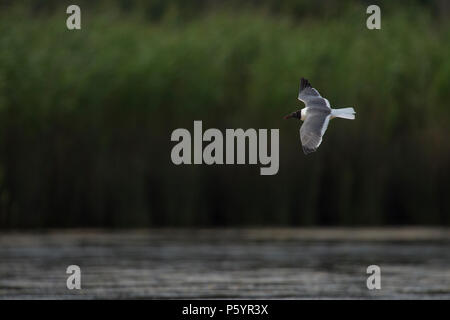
[285,78,356,154]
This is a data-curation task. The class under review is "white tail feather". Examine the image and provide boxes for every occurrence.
[331,107,356,120]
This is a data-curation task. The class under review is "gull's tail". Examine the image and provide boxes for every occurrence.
[331,107,356,120]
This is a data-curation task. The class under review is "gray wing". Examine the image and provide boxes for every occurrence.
[298,78,330,110]
[300,109,331,154]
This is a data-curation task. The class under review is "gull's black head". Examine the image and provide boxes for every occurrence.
[284,110,301,120]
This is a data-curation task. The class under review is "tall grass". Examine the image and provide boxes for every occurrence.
[0,3,449,228]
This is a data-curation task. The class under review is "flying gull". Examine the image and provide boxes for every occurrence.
[284,78,356,154]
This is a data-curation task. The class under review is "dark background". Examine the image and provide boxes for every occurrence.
[0,0,449,228]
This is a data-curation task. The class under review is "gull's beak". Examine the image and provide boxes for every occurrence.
[284,113,294,120]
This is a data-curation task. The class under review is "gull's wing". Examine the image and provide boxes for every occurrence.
[300,109,331,154]
[298,78,331,110]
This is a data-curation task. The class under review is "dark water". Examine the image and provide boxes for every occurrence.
[0,228,449,299]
